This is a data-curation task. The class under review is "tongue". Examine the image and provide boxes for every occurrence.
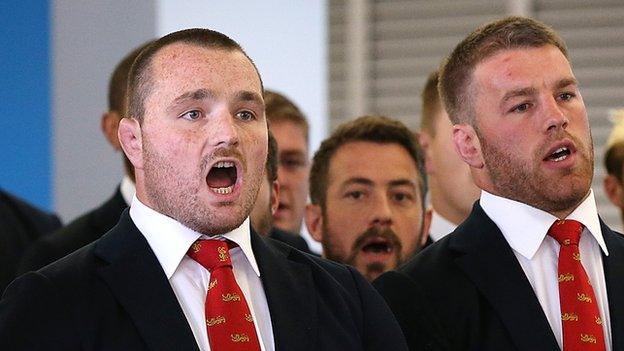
[207,168,235,188]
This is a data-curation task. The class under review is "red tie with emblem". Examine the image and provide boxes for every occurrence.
[187,240,261,351]
[548,220,605,351]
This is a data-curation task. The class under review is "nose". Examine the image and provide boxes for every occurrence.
[370,194,393,228]
[212,111,239,147]
[543,96,569,133]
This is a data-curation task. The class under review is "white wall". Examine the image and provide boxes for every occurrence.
[157,0,328,153]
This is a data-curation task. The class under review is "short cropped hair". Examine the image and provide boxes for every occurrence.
[439,16,568,125]
[605,141,624,183]
[126,28,261,123]
[266,130,278,182]
[265,90,309,142]
[309,116,427,208]
[420,70,443,136]
[108,41,152,113]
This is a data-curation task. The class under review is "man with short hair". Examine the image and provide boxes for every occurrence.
[264,91,310,235]
[18,42,151,274]
[250,131,310,252]
[0,28,407,351]
[602,109,624,228]
[418,70,480,244]
[306,116,431,282]
[374,16,624,350]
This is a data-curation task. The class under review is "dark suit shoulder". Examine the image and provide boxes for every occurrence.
[257,235,408,350]
[0,190,62,234]
[268,227,311,253]
[17,189,127,274]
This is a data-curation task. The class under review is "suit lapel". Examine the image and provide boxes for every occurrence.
[450,203,559,351]
[600,221,624,350]
[94,211,199,351]
[251,231,317,351]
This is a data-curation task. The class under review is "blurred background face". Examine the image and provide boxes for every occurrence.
[271,120,309,233]
[250,175,277,236]
[317,141,427,281]
[423,106,480,223]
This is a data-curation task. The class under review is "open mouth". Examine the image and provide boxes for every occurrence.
[206,161,238,195]
[544,142,575,163]
[360,236,394,254]
[546,147,571,162]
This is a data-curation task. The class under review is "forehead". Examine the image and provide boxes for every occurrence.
[328,141,420,185]
[146,43,262,105]
[270,120,308,152]
[473,45,574,95]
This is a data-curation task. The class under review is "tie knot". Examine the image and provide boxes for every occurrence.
[187,240,233,271]
[548,219,583,246]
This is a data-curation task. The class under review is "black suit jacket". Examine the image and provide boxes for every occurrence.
[18,188,126,273]
[0,210,408,350]
[268,227,311,254]
[0,189,61,293]
[373,202,624,351]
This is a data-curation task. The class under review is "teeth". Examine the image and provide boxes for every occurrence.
[554,147,568,154]
[211,186,233,194]
[553,154,567,162]
[214,161,234,168]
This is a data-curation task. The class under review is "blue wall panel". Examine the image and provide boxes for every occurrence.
[0,1,51,209]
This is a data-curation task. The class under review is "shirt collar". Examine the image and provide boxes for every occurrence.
[480,189,608,259]
[429,210,458,242]
[119,175,135,206]
[129,195,260,279]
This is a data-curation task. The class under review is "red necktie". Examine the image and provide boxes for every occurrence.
[548,220,605,351]
[187,240,261,351]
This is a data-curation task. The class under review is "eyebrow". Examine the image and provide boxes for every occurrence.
[235,90,264,106]
[167,88,215,113]
[340,178,417,189]
[500,77,580,108]
[166,89,264,113]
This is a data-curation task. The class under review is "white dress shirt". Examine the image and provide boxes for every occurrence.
[129,195,274,351]
[429,210,457,242]
[480,189,612,350]
[119,175,135,206]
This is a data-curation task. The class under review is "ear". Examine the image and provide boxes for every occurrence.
[101,111,123,150]
[603,175,624,208]
[420,206,433,246]
[418,132,435,174]
[453,124,484,169]
[270,180,280,215]
[118,117,144,170]
[305,204,324,243]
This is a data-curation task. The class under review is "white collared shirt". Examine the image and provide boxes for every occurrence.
[119,175,135,206]
[429,210,458,242]
[129,196,274,351]
[480,189,612,350]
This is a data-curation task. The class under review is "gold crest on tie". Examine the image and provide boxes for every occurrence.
[577,293,592,303]
[208,279,218,291]
[218,246,228,262]
[562,313,579,322]
[572,252,581,261]
[558,273,575,282]
[596,317,603,325]
[206,316,226,327]
[245,314,254,322]
[222,293,241,302]
[192,242,201,253]
[231,333,250,342]
[580,334,597,344]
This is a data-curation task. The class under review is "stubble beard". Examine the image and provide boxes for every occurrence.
[477,127,594,216]
[142,140,263,236]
